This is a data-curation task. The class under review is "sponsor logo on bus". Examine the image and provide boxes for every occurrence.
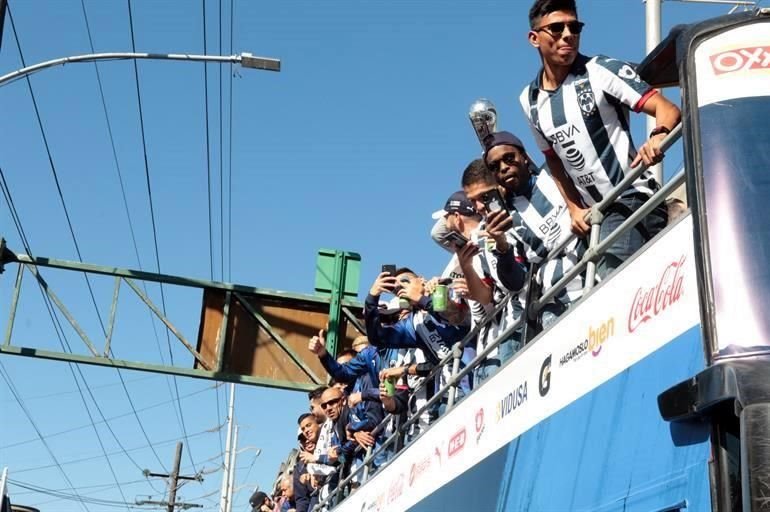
[710,46,770,75]
[475,407,485,444]
[408,447,442,488]
[448,427,466,457]
[558,318,615,366]
[387,473,405,503]
[628,255,685,333]
[539,354,552,396]
[496,381,528,422]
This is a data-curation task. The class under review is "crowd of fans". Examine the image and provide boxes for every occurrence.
[258,0,684,510]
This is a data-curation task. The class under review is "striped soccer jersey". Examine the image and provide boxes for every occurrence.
[520,53,660,206]
[497,168,584,305]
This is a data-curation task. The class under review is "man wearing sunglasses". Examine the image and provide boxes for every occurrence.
[520,0,680,277]
[304,386,349,507]
[460,137,584,331]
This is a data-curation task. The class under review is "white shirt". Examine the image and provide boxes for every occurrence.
[520,53,659,205]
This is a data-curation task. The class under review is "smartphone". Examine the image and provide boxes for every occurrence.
[442,231,469,250]
[482,188,508,214]
[381,264,397,276]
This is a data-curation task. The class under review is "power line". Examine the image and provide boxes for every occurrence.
[0,361,92,512]
[2,383,218,450]
[76,0,171,474]
[12,426,221,475]
[218,0,225,283]
[127,0,199,474]
[5,9,136,509]
[10,479,157,510]
[6,1,108,348]
[7,4,172,488]
[227,0,234,282]
[202,0,215,283]
[0,373,155,404]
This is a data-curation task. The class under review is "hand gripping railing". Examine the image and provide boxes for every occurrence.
[313,124,684,511]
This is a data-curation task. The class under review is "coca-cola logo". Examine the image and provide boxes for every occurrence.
[710,46,770,75]
[628,256,685,333]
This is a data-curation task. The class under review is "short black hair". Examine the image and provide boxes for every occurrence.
[297,412,314,425]
[395,267,417,277]
[461,159,497,188]
[529,0,578,29]
[308,385,327,401]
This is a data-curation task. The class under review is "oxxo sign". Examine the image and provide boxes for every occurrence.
[710,46,770,75]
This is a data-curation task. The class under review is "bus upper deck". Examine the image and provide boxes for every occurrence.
[311,9,770,512]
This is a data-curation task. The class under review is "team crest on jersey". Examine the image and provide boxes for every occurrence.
[577,90,596,116]
[573,78,597,117]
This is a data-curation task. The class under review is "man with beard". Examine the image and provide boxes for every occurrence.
[460,132,585,328]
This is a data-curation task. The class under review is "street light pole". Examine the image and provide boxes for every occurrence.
[0,51,279,88]
[645,0,663,185]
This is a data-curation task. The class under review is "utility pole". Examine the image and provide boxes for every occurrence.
[225,425,240,512]
[645,0,663,185]
[219,383,236,512]
[139,442,203,511]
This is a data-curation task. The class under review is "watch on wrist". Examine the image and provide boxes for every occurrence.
[649,125,670,138]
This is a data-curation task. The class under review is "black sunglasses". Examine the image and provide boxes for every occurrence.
[321,397,342,409]
[536,20,584,36]
[487,152,522,174]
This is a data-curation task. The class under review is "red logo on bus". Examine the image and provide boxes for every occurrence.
[628,256,685,333]
[710,46,770,75]
[448,427,466,457]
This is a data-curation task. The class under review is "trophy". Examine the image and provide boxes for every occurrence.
[468,98,498,149]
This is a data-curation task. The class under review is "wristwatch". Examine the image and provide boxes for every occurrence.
[649,125,671,138]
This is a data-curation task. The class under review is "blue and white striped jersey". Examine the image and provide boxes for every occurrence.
[520,54,660,206]
[507,168,584,305]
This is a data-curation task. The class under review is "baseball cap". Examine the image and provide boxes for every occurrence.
[250,491,269,509]
[431,191,478,219]
[483,131,526,160]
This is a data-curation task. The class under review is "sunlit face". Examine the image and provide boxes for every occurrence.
[528,10,581,70]
[320,388,344,421]
[310,397,326,422]
[486,144,530,195]
[300,416,320,443]
[395,272,424,302]
[463,181,501,218]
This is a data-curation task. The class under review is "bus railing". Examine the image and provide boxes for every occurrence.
[312,125,684,511]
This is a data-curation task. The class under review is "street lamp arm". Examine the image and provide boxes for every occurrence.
[0,51,280,88]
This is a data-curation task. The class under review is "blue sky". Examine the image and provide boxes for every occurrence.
[0,0,755,510]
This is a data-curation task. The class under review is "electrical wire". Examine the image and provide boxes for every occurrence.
[2,384,218,450]
[12,426,221,475]
[202,0,215,283]
[10,480,157,510]
[227,0,234,282]
[0,361,92,512]
[218,0,225,283]
[77,0,171,473]
[0,373,155,403]
[6,7,171,495]
[127,0,199,474]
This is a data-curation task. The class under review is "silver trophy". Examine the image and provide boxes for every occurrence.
[468,98,498,149]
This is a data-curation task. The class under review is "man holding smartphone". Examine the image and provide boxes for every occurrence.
[460,132,585,329]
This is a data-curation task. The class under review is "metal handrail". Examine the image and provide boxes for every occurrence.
[540,124,682,268]
[312,125,685,511]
